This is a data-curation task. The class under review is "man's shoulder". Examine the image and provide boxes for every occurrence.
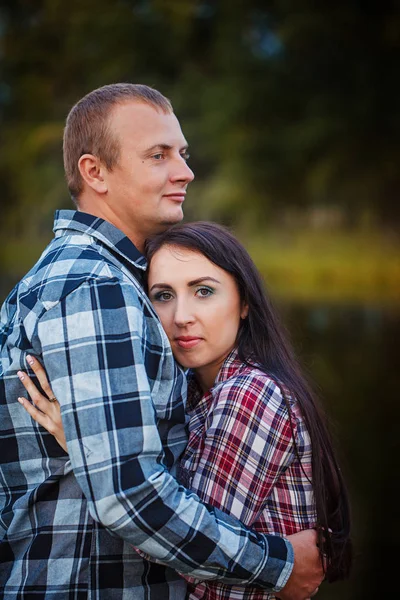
[19,233,141,313]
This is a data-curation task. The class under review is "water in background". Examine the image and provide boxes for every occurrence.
[280,302,399,599]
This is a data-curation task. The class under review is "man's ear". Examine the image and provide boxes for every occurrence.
[240,303,249,320]
[78,154,108,194]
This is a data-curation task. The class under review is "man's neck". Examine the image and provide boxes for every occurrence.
[76,197,145,253]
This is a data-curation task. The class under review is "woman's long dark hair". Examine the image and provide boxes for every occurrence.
[145,221,352,582]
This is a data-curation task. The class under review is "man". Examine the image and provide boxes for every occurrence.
[0,84,323,599]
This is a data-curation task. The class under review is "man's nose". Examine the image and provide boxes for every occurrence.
[171,155,194,185]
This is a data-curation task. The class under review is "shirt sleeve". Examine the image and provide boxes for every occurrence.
[190,372,298,527]
[36,276,293,592]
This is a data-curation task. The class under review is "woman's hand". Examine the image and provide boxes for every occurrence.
[17,355,68,453]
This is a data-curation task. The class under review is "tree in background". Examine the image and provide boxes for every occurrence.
[0,0,399,281]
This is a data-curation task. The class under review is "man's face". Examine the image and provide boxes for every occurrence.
[103,101,194,242]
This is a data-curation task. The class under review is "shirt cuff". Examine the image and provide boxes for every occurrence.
[253,534,294,592]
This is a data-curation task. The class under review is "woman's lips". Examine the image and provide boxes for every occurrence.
[175,337,202,349]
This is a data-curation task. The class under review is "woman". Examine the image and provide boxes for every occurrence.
[18,222,352,599]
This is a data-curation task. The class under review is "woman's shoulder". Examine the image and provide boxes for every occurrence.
[215,362,296,416]
[211,365,299,444]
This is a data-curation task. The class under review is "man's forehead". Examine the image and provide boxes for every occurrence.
[109,100,174,123]
[109,101,186,144]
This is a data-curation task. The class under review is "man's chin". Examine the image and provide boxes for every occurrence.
[145,211,184,240]
[158,213,184,230]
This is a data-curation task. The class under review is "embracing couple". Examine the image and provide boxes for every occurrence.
[0,84,351,600]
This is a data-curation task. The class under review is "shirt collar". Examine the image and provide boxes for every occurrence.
[214,347,247,385]
[53,210,147,271]
[187,348,248,410]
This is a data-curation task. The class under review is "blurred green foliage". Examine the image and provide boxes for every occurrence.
[0,0,399,289]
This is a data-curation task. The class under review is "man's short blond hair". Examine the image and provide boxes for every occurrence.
[63,83,173,202]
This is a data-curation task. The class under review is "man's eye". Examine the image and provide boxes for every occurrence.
[153,153,164,160]
[181,152,190,161]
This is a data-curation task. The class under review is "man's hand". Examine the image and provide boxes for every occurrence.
[276,529,324,600]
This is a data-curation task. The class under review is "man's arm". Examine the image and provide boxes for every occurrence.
[35,275,314,593]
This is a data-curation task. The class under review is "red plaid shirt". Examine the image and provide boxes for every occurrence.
[179,350,317,600]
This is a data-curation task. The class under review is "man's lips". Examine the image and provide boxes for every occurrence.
[174,336,202,349]
[163,192,186,202]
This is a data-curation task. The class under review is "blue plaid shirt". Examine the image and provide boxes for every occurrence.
[0,210,293,600]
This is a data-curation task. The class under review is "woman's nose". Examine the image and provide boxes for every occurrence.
[173,301,195,327]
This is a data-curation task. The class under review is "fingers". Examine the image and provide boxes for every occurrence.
[18,393,67,453]
[17,355,58,414]
[17,369,52,413]
[18,396,56,435]
[17,360,68,453]
[26,354,55,400]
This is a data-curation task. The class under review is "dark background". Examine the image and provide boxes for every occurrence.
[1,2,399,597]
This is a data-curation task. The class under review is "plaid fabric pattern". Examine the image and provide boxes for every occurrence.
[179,350,317,600]
[0,210,293,600]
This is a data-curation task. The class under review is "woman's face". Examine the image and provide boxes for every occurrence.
[148,245,248,390]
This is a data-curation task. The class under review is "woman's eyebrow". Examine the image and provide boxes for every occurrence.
[149,283,173,292]
[149,277,220,292]
[187,277,220,286]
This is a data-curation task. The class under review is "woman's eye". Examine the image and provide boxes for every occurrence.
[153,153,164,160]
[181,151,190,161]
[154,291,173,301]
[196,287,214,298]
